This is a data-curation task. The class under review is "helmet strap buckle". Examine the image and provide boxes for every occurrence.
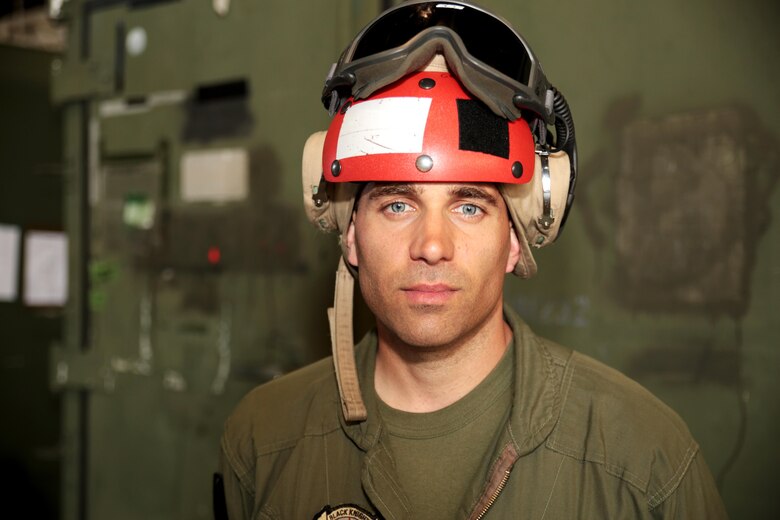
[312,175,329,208]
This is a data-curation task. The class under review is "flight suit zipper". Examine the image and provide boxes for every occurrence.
[472,469,511,520]
[468,443,518,520]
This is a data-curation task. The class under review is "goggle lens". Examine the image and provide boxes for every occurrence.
[352,2,533,85]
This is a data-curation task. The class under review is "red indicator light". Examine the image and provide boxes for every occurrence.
[207,246,221,265]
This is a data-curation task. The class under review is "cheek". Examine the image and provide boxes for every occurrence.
[354,223,397,283]
[355,214,405,260]
[355,245,394,318]
[477,248,508,286]
[355,227,380,270]
[468,224,511,266]
[484,245,513,291]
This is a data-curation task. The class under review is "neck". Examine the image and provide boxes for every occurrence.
[374,303,512,413]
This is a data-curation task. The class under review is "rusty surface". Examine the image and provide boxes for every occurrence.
[614,108,777,317]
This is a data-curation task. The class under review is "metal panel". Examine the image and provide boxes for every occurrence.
[52,1,381,519]
[48,1,780,519]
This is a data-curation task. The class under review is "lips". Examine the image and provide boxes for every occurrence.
[401,283,459,305]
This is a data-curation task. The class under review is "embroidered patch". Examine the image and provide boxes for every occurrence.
[312,504,379,520]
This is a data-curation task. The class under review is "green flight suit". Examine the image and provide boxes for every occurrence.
[219,306,728,519]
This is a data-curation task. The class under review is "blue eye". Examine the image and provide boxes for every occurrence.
[459,204,481,216]
[389,202,408,213]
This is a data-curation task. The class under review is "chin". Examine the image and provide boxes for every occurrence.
[383,310,474,350]
[367,287,504,350]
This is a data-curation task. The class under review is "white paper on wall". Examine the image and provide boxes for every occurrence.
[24,231,68,307]
[180,148,249,203]
[0,224,21,302]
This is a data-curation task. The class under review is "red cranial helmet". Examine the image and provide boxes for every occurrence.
[322,70,536,186]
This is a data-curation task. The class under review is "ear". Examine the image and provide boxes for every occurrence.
[505,224,521,274]
[344,214,359,267]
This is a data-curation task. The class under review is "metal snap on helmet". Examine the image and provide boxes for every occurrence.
[301,1,578,422]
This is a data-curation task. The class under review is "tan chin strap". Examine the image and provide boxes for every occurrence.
[328,257,367,422]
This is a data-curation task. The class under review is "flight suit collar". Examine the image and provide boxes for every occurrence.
[502,304,563,456]
[338,305,563,518]
[340,306,561,451]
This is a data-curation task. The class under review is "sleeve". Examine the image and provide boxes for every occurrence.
[218,432,256,520]
[651,451,730,520]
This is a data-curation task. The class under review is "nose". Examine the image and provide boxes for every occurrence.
[409,210,455,265]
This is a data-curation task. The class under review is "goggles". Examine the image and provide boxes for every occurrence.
[322,1,555,124]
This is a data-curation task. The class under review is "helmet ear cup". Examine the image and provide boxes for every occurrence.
[302,131,337,232]
[500,150,572,277]
[302,131,358,235]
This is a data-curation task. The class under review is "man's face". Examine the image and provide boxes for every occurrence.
[345,182,520,350]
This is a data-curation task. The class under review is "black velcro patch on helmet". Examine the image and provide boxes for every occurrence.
[457,99,509,159]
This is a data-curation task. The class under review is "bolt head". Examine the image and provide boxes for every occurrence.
[418,77,436,90]
[511,161,523,179]
[415,155,433,172]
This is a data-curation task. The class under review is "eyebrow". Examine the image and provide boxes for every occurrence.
[448,185,500,207]
[365,183,421,200]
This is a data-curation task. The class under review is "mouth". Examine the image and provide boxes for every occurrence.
[401,284,460,305]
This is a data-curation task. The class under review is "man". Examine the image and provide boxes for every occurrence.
[217,2,728,518]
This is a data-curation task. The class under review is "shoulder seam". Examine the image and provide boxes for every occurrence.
[220,433,256,498]
[259,504,281,519]
[254,422,343,458]
[244,366,340,457]
[537,337,571,368]
[545,439,648,492]
[647,440,699,510]
[546,356,648,492]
